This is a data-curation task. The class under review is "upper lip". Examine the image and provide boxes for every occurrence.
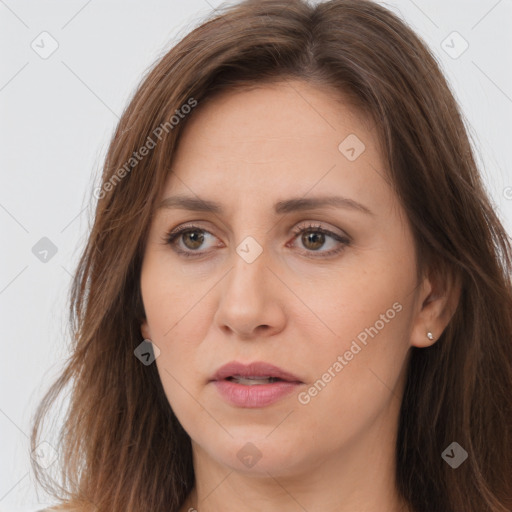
[211,361,303,383]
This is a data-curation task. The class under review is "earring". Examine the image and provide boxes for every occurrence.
[427,331,435,341]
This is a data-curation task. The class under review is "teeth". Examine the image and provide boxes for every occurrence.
[230,376,280,385]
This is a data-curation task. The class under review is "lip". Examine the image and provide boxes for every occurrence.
[211,361,303,383]
[210,361,303,408]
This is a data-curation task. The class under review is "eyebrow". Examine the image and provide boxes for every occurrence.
[157,194,374,216]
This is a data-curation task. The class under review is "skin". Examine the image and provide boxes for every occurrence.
[140,80,457,512]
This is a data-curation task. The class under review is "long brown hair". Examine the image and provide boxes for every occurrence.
[30,1,512,511]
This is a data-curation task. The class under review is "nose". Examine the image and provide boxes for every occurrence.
[213,247,287,340]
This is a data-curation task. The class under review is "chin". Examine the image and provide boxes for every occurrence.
[199,432,315,477]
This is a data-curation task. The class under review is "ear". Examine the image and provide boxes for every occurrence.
[410,264,461,348]
[140,318,152,341]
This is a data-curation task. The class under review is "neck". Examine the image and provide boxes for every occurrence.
[179,398,411,512]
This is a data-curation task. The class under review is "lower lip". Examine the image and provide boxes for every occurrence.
[212,379,301,408]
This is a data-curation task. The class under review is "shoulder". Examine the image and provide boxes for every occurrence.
[34,501,97,512]
[35,506,86,512]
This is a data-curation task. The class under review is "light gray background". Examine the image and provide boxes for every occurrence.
[1,1,511,511]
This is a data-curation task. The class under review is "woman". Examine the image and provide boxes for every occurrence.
[31,0,512,511]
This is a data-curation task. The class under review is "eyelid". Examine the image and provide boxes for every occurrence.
[287,222,350,258]
[166,221,214,238]
[291,221,350,242]
[162,220,351,258]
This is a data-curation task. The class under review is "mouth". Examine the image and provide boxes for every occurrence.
[211,361,303,384]
[225,376,288,385]
[210,361,303,408]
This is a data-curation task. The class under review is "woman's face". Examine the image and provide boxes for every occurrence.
[140,81,431,476]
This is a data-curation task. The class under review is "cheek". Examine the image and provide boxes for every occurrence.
[298,295,410,402]
[291,249,416,422]
[149,315,209,437]
[291,297,412,454]
[294,248,414,353]
[140,250,213,340]
[140,255,206,400]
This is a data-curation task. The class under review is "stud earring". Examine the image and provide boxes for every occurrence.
[427,331,435,341]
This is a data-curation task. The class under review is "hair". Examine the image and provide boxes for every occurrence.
[30,0,512,511]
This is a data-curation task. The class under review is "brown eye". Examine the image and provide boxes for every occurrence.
[163,222,350,260]
[289,223,350,258]
[301,230,326,251]
[164,226,219,258]
[180,230,205,250]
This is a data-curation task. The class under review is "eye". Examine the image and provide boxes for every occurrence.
[288,222,350,258]
[162,222,350,259]
[163,224,221,258]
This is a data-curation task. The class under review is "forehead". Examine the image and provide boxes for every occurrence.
[160,81,389,217]
[173,80,372,158]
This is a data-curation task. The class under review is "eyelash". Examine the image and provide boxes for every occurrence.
[162,222,350,259]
